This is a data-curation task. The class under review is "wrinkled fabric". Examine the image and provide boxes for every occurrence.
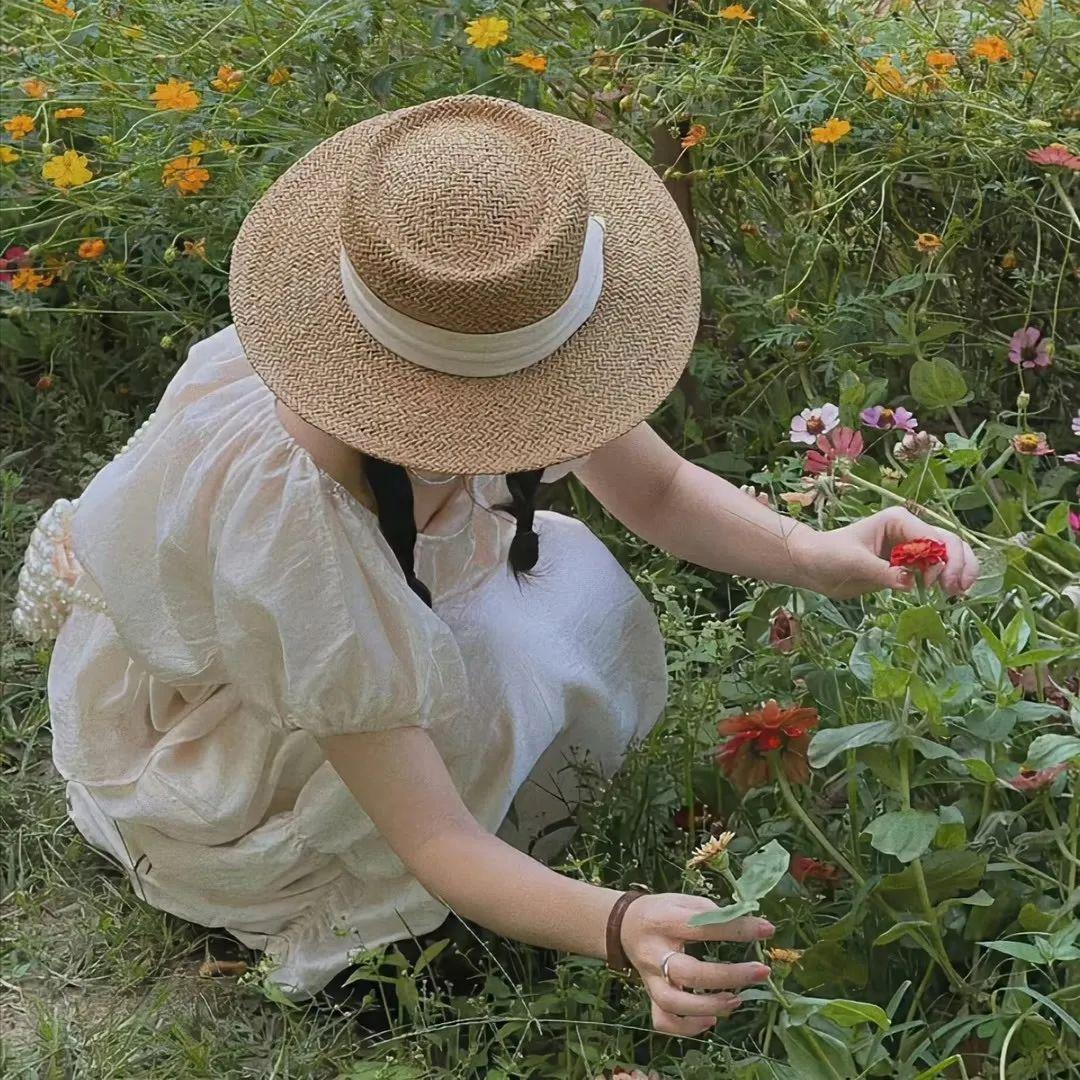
[48,325,668,997]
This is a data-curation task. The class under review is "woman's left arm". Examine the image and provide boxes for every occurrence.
[575,424,979,599]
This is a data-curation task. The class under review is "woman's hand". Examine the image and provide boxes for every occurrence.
[793,506,980,600]
[620,893,774,1036]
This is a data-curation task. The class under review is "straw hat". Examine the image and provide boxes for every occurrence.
[230,94,699,475]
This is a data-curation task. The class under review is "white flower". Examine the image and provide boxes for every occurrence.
[1072,412,1080,437]
[789,403,840,445]
[1064,585,1080,610]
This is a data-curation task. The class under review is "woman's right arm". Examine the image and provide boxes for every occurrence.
[321,726,775,1036]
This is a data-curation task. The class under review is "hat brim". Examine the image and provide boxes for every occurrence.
[230,100,700,476]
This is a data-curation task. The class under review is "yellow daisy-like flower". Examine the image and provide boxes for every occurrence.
[188,137,208,154]
[10,267,52,292]
[509,50,547,74]
[150,78,201,111]
[720,4,755,20]
[686,831,736,870]
[41,148,93,189]
[4,115,35,139]
[970,36,1010,63]
[465,15,510,50]
[864,56,914,99]
[43,0,75,17]
[267,67,291,86]
[54,107,86,120]
[766,947,804,965]
[926,50,957,71]
[914,232,942,255]
[162,155,210,195]
[810,117,852,145]
[78,238,106,259]
[23,79,49,99]
[182,237,207,260]
[211,64,243,93]
[0,146,19,164]
[1018,0,1044,18]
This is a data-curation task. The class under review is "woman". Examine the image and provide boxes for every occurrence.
[14,95,977,1036]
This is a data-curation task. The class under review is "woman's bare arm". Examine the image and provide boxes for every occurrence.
[321,726,774,1035]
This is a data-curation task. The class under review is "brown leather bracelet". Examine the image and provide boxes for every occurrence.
[606,889,649,973]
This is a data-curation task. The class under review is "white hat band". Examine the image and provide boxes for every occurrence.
[339,215,605,378]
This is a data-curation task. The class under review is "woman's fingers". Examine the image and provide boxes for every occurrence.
[678,912,775,944]
[650,1001,717,1037]
[645,976,742,1019]
[666,953,771,992]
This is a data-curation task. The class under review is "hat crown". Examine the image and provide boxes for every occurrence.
[340,96,589,334]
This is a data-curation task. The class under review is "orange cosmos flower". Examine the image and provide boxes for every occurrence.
[0,146,19,164]
[465,15,510,49]
[681,123,707,148]
[54,107,86,119]
[23,79,49,99]
[1017,0,1044,18]
[162,155,210,195]
[211,65,243,92]
[971,36,1010,63]
[509,50,547,74]
[43,0,75,17]
[715,700,819,792]
[78,238,106,259]
[41,149,92,189]
[151,78,200,111]
[914,232,942,254]
[267,67,291,86]
[926,50,957,71]
[10,267,53,292]
[811,117,851,144]
[3,115,34,139]
[720,4,755,20]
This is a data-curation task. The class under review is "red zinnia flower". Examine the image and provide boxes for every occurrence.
[0,245,30,282]
[672,802,714,832]
[1006,763,1069,792]
[769,608,801,653]
[790,854,843,888]
[1026,144,1080,171]
[715,699,819,792]
[804,426,864,475]
[889,538,948,574]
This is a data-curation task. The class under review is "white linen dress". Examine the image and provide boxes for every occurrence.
[25,326,668,997]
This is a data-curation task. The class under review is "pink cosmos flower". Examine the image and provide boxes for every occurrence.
[805,426,864,474]
[1026,144,1080,171]
[1012,432,1054,456]
[861,405,918,432]
[0,245,30,283]
[1070,510,1080,534]
[790,403,840,445]
[1005,763,1069,792]
[1008,326,1053,369]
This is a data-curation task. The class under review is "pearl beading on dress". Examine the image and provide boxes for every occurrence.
[11,414,154,644]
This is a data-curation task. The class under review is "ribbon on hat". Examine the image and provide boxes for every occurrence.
[339,215,605,378]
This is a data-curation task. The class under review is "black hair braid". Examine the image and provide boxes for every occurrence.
[505,469,544,575]
[362,457,433,607]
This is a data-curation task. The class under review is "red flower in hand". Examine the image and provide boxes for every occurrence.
[715,699,818,792]
[889,538,947,574]
[790,854,843,889]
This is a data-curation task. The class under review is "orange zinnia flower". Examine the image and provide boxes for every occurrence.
[162,155,210,195]
[971,36,1010,63]
[715,700,818,792]
[889,538,948,573]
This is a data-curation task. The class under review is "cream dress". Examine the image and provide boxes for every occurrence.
[19,326,668,997]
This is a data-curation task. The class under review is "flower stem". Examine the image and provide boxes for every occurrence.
[775,766,864,885]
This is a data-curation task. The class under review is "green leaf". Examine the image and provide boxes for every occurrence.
[865,809,939,863]
[808,721,902,769]
[735,840,790,902]
[909,357,968,409]
[820,999,890,1031]
[980,939,1046,965]
[874,920,931,947]
[1011,646,1070,666]
[848,628,888,685]
[778,1025,855,1080]
[871,660,910,701]
[933,805,967,850]
[877,850,987,908]
[967,550,1007,603]
[909,737,959,762]
[914,1057,965,1080]
[962,758,998,784]
[687,898,758,927]
[896,606,947,645]
[1002,611,1031,657]
[1026,734,1080,770]
[1046,501,1071,536]
[412,938,449,976]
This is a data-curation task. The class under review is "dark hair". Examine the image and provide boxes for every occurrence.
[362,459,544,606]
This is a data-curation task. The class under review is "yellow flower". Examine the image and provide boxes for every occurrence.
[150,78,200,111]
[465,15,510,50]
[23,79,49,99]
[162,155,209,195]
[971,36,1010,63]
[864,56,913,99]
[720,4,754,20]
[10,267,52,292]
[1001,250,1019,269]
[43,0,75,17]
[211,64,243,93]
[41,149,93,189]
[914,232,942,255]
[267,67,291,86]
[681,123,707,148]
[188,137,208,154]
[0,146,19,164]
[217,138,237,153]
[78,238,106,259]
[1018,0,1044,18]
[766,947,804,965]
[509,50,547,74]
[183,237,207,260]
[3,115,35,139]
[810,117,852,145]
[54,107,86,119]
[686,831,736,870]
[926,50,957,72]
[119,25,144,39]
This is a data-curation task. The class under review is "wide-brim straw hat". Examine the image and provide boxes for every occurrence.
[230,94,699,475]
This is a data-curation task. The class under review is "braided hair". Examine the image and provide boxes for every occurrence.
[362,458,545,606]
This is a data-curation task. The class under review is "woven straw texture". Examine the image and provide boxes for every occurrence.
[230,94,700,475]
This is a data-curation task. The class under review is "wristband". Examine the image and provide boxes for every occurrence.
[605,889,649,973]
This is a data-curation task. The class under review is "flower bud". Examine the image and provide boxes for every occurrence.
[1017,390,1030,409]
[160,334,174,349]
[163,247,177,265]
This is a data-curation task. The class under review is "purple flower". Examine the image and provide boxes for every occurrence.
[1064,453,1080,466]
[1008,326,1053,369]
[789,403,840,445]
[1072,412,1080,437]
[860,405,918,432]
